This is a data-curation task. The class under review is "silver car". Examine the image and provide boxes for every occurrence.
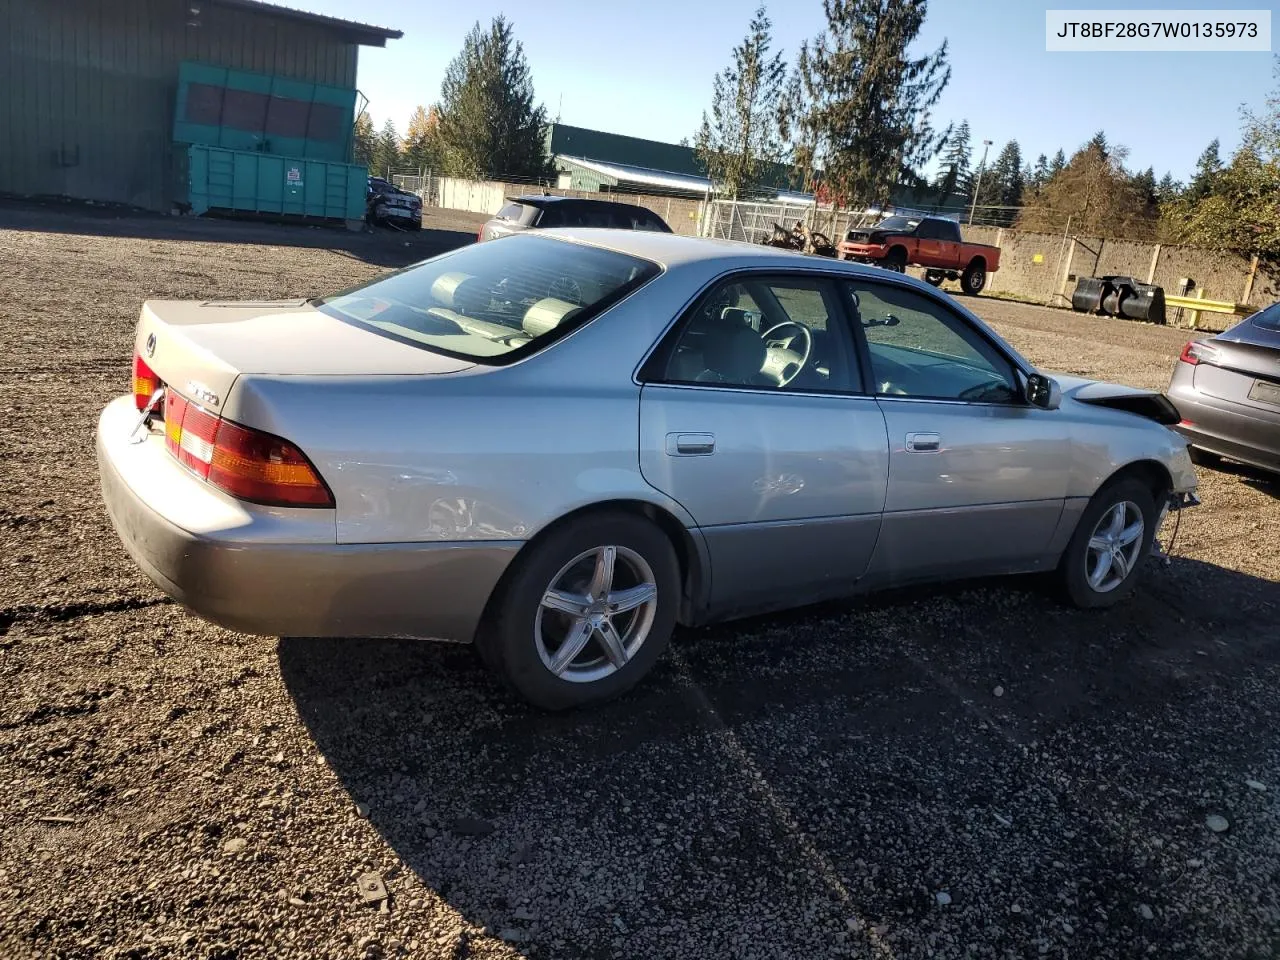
[98,230,1199,709]
[1167,302,1280,475]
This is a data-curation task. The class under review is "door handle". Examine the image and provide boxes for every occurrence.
[667,432,716,456]
[904,432,941,453]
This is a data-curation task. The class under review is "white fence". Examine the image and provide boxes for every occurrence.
[700,199,893,245]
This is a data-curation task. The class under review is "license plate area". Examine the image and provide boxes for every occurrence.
[1248,379,1280,406]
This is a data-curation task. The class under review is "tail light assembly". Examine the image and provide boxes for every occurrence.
[133,349,160,410]
[1178,340,1219,366]
[164,392,334,508]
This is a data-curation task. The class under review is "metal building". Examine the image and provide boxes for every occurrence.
[0,0,400,212]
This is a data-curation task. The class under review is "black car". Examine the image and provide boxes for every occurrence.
[477,195,672,242]
[367,176,422,230]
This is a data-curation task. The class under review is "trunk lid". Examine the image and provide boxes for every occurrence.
[133,298,474,414]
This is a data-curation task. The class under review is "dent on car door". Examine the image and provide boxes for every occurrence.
[846,279,1072,583]
[638,273,889,619]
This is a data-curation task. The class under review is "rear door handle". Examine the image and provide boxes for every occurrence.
[666,432,716,456]
[904,432,941,453]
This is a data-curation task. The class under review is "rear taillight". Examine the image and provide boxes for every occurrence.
[163,392,333,508]
[1178,340,1218,366]
[133,350,159,410]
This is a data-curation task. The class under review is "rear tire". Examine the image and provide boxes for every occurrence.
[1057,478,1158,609]
[474,513,680,710]
[961,259,987,295]
[924,270,945,286]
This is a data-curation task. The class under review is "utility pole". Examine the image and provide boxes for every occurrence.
[968,139,993,225]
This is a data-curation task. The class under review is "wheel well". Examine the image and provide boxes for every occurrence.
[965,256,986,272]
[887,244,908,260]
[1104,459,1173,504]
[488,500,705,627]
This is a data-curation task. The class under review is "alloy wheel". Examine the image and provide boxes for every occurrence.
[534,545,659,683]
[1085,501,1145,592]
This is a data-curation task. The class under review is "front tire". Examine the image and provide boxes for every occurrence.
[883,247,908,273]
[924,269,945,286]
[475,513,680,710]
[1057,478,1158,609]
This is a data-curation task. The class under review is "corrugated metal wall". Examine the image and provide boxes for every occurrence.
[0,0,359,211]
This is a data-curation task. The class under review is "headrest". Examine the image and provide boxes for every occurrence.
[523,298,582,338]
[431,272,489,314]
[702,325,766,382]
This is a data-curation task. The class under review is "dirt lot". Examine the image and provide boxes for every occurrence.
[2,207,1279,960]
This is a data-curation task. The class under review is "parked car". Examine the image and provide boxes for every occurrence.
[837,215,1001,295]
[477,195,671,242]
[99,230,1198,710]
[1167,301,1280,475]
[367,176,422,230]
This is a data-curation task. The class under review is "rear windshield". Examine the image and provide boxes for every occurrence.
[496,202,529,222]
[315,235,660,363]
[1251,302,1280,332]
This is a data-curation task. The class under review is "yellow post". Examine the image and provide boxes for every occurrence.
[1189,287,1205,330]
[1242,254,1260,306]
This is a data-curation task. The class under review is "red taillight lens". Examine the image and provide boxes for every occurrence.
[1179,340,1217,366]
[133,350,159,410]
[162,392,333,508]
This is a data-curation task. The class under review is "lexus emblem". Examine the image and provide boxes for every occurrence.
[145,332,156,358]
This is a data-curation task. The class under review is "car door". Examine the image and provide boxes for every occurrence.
[845,277,1072,584]
[638,272,889,619]
[915,220,943,264]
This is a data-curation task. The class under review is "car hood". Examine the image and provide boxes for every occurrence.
[1046,372,1181,425]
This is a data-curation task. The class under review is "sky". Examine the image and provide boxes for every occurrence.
[294,0,1274,182]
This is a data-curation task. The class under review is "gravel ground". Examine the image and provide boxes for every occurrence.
[2,208,1279,960]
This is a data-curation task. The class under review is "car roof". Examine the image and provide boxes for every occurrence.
[509,195,655,210]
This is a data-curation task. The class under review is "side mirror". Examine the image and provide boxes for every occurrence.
[1026,373,1062,410]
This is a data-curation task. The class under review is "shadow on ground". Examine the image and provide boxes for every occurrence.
[0,196,481,269]
[279,557,1280,958]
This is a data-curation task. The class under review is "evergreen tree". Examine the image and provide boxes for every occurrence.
[371,119,401,178]
[1131,166,1157,204]
[694,5,789,198]
[435,16,550,179]
[353,112,376,168]
[1049,148,1066,177]
[1185,139,1223,202]
[1155,172,1183,202]
[933,119,971,206]
[403,106,440,172]
[993,139,1025,210]
[1030,152,1050,191]
[793,0,950,206]
[1087,130,1109,157]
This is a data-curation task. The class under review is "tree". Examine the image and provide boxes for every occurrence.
[1049,149,1066,177]
[933,119,971,207]
[992,139,1025,217]
[1163,59,1280,260]
[403,105,439,172]
[694,5,789,198]
[371,119,401,178]
[1155,172,1183,202]
[1087,130,1109,157]
[1185,138,1223,202]
[434,16,550,179]
[1015,136,1156,237]
[792,0,950,207]
[353,112,376,168]
[1029,153,1050,193]
[1131,166,1156,204]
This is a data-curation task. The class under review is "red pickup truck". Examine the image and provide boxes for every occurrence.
[837,215,1001,295]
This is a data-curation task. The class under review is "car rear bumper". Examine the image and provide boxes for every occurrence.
[96,396,518,641]
[1168,379,1280,474]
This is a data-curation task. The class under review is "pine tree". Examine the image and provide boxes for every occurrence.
[1087,130,1109,157]
[994,140,1025,211]
[435,16,550,179]
[694,5,789,198]
[1030,153,1050,191]
[794,0,950,206]
[1131,166,1156,204]
[1156,171,1183,202]
[933,119,971,206]
[353,112,376,168]
[1049,149,1066,177]
[371,119,401,178]
[1185,139,1223,201]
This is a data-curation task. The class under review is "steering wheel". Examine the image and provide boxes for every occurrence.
[759,321,814,387]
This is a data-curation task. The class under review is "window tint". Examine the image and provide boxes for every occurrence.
[659,275,857,392]
[316,235,659,363]
[916,219,941,240]
[875,216,921,233]
[1250,302,1280,332]
[497,203,526,221]
[848,282,1018,403]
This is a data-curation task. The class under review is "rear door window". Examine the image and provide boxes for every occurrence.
[497,203,527,222]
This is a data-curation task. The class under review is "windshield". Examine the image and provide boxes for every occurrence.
[874,216,921,232]
[315,235,660,363]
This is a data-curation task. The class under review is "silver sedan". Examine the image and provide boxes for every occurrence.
[97,230,1199,709]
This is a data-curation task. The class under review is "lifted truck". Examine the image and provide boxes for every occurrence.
[837,215,1000,295]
